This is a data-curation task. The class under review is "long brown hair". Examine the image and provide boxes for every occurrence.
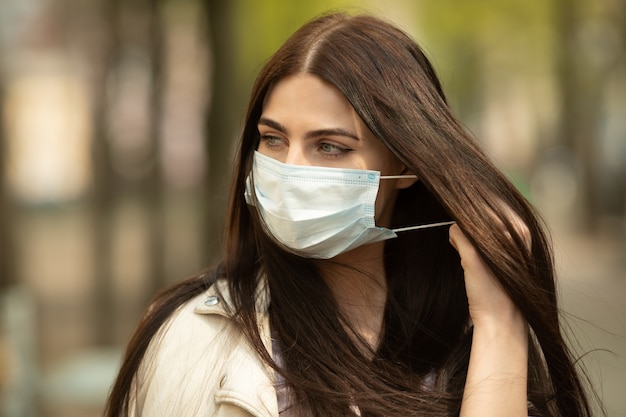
[106,12,594,417]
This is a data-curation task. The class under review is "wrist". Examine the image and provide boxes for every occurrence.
[471,307,528,340]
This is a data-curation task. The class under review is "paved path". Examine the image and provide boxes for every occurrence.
[554,225,626,416]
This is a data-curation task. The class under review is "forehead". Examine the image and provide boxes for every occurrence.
[261,74,357,122]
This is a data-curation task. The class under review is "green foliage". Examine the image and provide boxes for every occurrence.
[414,0,555,126]
[232,0,373,88]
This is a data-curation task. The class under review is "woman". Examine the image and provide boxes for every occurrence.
[105,12,595,417]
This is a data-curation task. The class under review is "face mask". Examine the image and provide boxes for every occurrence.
[244,151,454,259]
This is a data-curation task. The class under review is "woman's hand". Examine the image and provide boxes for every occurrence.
[448,204,531,327]
[449,217,530,417]
[448,223,520,327]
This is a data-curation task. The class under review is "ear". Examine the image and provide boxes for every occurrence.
[395,166,418,190]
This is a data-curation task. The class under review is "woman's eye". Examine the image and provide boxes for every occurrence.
[319,142,350,156]
[259,135,284,148]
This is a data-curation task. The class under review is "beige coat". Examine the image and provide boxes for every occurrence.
[129,279,279,417]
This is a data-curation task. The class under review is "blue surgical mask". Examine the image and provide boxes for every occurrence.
[245,151,454,259]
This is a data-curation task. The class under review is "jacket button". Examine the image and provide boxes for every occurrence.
[219,375,227,388]
[204,295,220,306]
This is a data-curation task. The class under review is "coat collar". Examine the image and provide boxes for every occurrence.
[192,277,278,417]
[193,277,271,318]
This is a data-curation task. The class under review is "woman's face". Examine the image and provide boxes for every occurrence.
[257,73,415,228]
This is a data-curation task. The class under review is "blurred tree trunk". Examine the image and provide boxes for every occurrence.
[203,0,239,263]
[553,0,606,230]
[91,0,119,346]
[554,0,625,230]
[145,0,166,296]
[89,0,167,344]
[618,1,626,219]
[622,0,626,217]
[0,73,15,291]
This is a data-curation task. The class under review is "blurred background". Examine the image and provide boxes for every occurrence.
[0,0,624,416]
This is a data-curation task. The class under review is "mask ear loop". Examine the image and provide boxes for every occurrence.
[380,175,418,180]
[378,174,454,233]
[392,221,456,233]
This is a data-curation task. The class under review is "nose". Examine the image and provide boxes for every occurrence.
[284,144,312,166]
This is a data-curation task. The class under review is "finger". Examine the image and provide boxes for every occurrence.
[448,223,463,252]
[449,224,483,270]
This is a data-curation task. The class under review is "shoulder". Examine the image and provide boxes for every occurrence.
[131,280,248,415]
[167,279,239,340]
[143,279,243,373]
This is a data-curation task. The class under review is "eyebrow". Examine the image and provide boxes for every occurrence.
[258,117,361,142]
